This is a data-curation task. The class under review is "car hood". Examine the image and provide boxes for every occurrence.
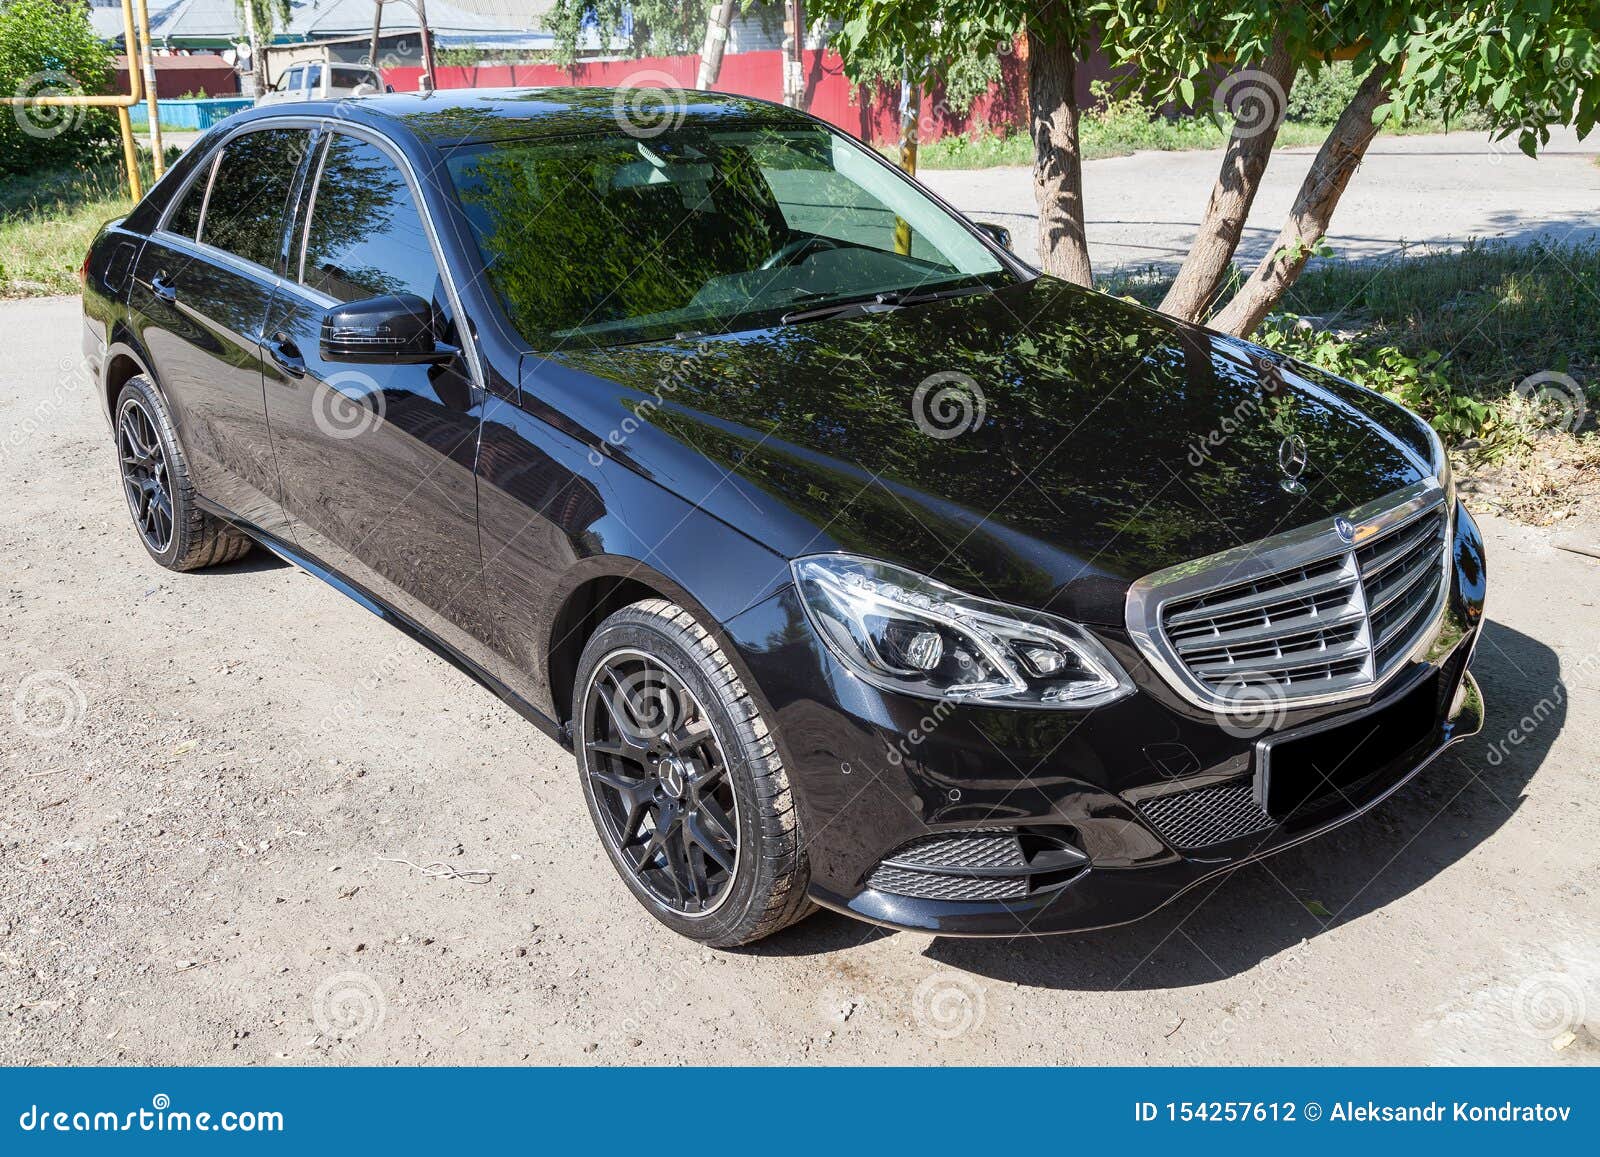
[535,276,1434,624]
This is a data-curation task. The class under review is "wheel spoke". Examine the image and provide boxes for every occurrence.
[685,811,734,874]
[684,838,710,902]
[668,716,713,756]
[616,800,651,849]
[589,763,652,807]
[660,823,692,904]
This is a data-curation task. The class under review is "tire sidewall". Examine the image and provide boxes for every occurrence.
[573,614,768,945]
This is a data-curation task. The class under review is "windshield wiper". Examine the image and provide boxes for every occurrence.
[779,282,994,326]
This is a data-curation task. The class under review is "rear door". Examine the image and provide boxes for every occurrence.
[262,128,489,661]
[129,125,316,534]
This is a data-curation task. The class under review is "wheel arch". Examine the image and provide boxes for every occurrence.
[542,556,773,731]
[102,333,159,420]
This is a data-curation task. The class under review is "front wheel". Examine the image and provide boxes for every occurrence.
[572,599,813,946]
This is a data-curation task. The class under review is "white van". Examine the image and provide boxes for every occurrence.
[256,63,387,106]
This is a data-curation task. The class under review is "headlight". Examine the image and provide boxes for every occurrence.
[791,554,1134,709]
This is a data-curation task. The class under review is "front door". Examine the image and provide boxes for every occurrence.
[262,129,488,660]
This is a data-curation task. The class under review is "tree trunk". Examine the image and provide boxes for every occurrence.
[1209,62,1394,337]
[894,73,919,253]
[782,0,806,109]
[1027,28,1092,286]
[696,0,737,89]
[1159,36,1298,322]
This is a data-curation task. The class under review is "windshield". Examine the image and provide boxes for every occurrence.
[444,123,1010,350]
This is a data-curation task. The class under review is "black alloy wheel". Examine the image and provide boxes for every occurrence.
[581,648,741,915]
[118,396,174,555]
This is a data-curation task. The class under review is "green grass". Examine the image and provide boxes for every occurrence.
[1104,240,1600,393]
[902,108,1478,170]
[0,154,141,298]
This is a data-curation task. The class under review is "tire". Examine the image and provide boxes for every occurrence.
[573,599,814,947]
[114,376,253,572]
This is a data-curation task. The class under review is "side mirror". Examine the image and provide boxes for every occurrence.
[320,293,456,364]
[973,221,1013,253]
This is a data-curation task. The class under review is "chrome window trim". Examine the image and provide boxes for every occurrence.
[288,117,485,392]
[149,112,485,394]
[155,145,221,238]
[1125,478,1453,714]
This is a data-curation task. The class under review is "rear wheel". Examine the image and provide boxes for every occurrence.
[115,377,252,571]
[573,599,813,946]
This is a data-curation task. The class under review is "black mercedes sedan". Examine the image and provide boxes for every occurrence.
[81,89,1486,946]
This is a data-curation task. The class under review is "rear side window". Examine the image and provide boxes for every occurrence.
[300,134,439,303]
[164,161,209,238]
[200,128,310,270]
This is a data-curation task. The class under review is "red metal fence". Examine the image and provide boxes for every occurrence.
[385,47,1039,145]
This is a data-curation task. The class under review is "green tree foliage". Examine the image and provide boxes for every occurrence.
[543,1,712,67]
[1390,0,1600,156]
[0,0,116,176]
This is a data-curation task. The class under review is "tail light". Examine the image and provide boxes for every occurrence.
[79,250,91,286]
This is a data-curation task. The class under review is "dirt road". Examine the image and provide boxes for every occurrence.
[1,295,1596,1065]
[922,126,1600,270]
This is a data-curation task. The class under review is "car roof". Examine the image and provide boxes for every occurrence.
[242,86,811,149]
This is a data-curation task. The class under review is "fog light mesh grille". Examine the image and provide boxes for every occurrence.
[866,829,1032,902]
[866,864,1031,902]
[1138,782,1275,850]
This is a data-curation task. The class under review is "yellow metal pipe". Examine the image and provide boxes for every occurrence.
[116,105,143,200]
[134,0,165,179]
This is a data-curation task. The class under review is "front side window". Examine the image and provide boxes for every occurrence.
[299,134,439,303]
[199,128,310,270]
[276,66,302,93]
[445,123,1008,350]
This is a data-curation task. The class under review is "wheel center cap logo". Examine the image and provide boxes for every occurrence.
[659,757,687,798]
[1277,435,1309,495]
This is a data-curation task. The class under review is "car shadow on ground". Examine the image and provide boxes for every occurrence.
[205,550,289,576]
[750,619,1561,990]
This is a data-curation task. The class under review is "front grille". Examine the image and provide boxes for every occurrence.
[1138,782,1275,849]
[1130,485,1449,709]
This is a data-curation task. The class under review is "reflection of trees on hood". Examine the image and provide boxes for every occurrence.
[552,278,1420,589]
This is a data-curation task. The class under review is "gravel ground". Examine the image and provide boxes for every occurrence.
[2,291,1598,1067]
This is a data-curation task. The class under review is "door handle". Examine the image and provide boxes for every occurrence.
[149,273,177,303]
[264,331,306,378]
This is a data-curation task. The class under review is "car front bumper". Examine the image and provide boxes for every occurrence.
[723,500,1488,937]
